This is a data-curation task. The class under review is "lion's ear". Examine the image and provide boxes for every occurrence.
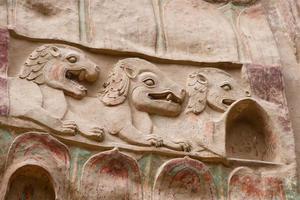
[19,45,61,85]
[186,72,208,114]
[49,46,60,57]
[101,66,130,106]
[123,64,139,79]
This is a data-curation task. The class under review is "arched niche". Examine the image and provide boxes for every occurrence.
[228,167,263,200]
[0,132,70,200]
[80,148,143,200]
[4,165,55,200]
[225,98,279,162]
[228,167,286,200]
[153,157,218,200]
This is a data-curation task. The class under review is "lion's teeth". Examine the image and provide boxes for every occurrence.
[79,71,85,81]
[80,85,87,91]
[72,70,80,75]
[166,94,172,101]
[75,83,87,91]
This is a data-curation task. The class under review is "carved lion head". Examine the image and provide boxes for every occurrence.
[101,58,186,117]
[19,44,100,99]
[186,68,250,113]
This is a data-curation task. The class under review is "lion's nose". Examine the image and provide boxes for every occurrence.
[85,65,100,82]
[245,90,251,97]
[181,89,186,98]
[95,65,101,72]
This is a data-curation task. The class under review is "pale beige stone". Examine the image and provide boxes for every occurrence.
[0,0,299,199]
[0,0,7,27]
[3,0,281,65]
[9,0,79,42]
[162,0,238,62]
[0,36,296,199]
[88,0,157,54]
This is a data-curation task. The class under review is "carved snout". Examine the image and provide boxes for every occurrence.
[168,84,186,103]
[245,90,251,97]
[84,64,100,82]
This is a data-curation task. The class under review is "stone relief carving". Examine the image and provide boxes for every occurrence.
[186,68,250,114]
[19,44,99,98]
[157,68,251,156]
[7,44,105,141]
[101,58,185,117]
[0,29,297,199]
[5,53,285,159]
[88,58,189,151]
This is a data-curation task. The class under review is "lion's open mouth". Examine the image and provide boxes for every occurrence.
[65,69,88,94]
[148,92,182,104]
[65,69,88,82]
[222,99,235,106]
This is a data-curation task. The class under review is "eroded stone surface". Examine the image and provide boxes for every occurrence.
[0,29,8,116]
[0,0,7,27]
[0,35,296,199]
[0,0,299,198]
[80,149,142,200]
[153,157,218,200]
[1,0,282,65]
[88,0,157,54]
[0,132,70,200]
[8,0,79,42]
[228,167,290,200]
[162,0,238,62]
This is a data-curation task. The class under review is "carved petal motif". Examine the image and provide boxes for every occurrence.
[80,148,143,200]
[153,157,218,200]
[228,167,286,200]
[0,132,70,200]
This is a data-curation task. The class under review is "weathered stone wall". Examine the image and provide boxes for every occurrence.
[0,0,299,199]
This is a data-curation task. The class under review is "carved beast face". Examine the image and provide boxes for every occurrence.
[19,44,100,99]
[102,58,186,117]
[186,68,250,113]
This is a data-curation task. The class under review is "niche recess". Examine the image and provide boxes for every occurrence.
[80,148,143,200]
[153,157,218,200]
[5,165,55,200]
[225,99,278,162]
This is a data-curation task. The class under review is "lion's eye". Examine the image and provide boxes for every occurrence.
[143,79,155,87]
[221,83,232,91]
[67,56,78,63]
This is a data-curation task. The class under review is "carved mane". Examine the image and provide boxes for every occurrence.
[186,68,232,114]
[186,71,208,114]
[101,60,130,106]
[101,58,149,106]
[19,44,61,84]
